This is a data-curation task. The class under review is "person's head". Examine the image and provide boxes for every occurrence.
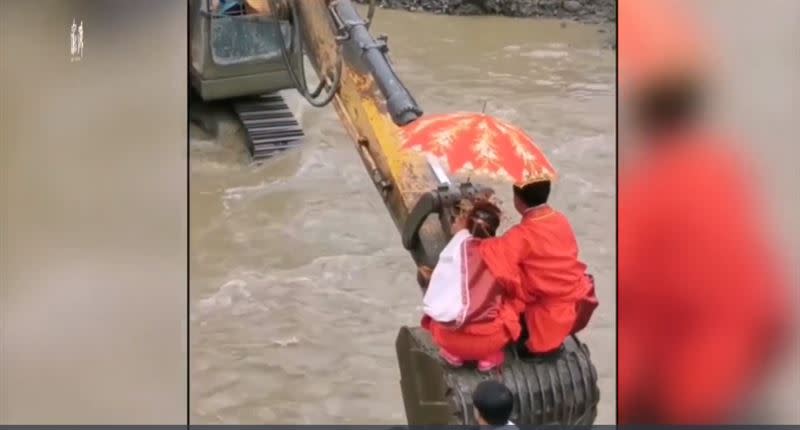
[472,380,514,425]
[512,180,551,214]
[619,0,712,139]
[464,200,502,238]
[632,73,706,137]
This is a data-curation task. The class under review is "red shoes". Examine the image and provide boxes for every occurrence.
[438,348,505,372]
[477,349,505,372]
[438,348,464,367]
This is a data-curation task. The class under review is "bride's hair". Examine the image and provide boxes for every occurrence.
[466,200,502,239]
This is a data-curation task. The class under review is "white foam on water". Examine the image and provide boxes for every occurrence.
[521,49,569,59]
[271,336,300,347]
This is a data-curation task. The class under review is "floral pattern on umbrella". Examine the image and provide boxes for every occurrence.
[399,112,557,186]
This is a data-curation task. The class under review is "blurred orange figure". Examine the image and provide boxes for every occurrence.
[618,0,792,424]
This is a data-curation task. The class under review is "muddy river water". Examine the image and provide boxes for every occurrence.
[190,8,615,424]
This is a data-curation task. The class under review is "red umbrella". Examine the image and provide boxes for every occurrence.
[399,112,557,186]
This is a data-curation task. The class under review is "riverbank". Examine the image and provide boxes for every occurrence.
[355,0,616,25]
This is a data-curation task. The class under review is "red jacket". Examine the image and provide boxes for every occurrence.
[420,237,522,361]
[479,205,598,353]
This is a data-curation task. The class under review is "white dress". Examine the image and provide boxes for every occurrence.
[422,229,472,324]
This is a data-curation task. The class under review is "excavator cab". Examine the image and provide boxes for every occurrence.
[189,0,305,158]
[189,0,297,101]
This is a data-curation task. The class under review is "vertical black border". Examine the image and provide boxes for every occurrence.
[186,0,192,425]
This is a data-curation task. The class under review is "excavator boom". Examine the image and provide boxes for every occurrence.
[291,0,458,266]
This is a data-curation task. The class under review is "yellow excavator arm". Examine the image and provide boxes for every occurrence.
[275,0,493,269]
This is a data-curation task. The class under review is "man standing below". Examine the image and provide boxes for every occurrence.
[472,380,517,428]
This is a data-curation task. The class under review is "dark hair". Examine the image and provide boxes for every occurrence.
[513,180,551,208]
[472,380,514,425]
[633,73,706,134]
[466,201,501,238]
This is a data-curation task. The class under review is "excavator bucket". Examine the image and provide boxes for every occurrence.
[396,326,599,425]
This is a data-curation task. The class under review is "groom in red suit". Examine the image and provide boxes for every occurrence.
[479,179,598,355]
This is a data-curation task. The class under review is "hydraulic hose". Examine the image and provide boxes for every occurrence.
[269,0,343,107]
[331,0,423,125]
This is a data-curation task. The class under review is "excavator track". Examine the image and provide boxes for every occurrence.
[232,93,304,160]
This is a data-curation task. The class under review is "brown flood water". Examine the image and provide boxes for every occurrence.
[190,8,616,424]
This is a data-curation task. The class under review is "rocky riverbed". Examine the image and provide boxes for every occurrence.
[355,0,616,25]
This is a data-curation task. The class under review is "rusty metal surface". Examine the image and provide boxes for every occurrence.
[293,0,450,263]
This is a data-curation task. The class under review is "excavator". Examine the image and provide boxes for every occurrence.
[189,0,600,424]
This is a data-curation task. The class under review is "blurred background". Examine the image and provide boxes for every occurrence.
[618,0,798,424]
[707,0,800,422]
[0,0,187,424]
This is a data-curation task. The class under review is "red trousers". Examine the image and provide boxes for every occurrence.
[422,302,522,361]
